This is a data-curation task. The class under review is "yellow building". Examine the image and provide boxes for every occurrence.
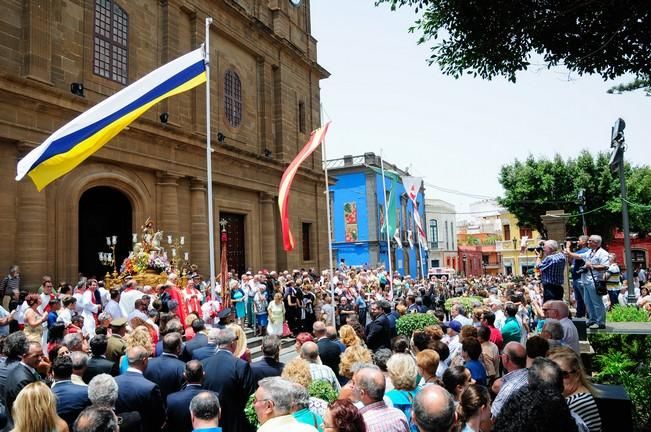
[495,213,543,276]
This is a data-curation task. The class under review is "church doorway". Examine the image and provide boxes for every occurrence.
[219,212,246,277]
[79,186,133,279]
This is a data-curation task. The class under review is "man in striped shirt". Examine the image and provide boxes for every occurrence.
[535,240,567,302]
[353,367,409,432]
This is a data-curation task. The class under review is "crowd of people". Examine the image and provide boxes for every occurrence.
[0,251,648,432]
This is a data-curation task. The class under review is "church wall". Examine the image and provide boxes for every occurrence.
[0,0,329,289]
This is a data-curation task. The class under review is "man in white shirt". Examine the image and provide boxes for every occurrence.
[119,279,143,316]
[104,289,126,320]
[565,235,610,329]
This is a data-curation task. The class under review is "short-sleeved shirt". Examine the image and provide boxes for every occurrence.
[491,367,528,417]
[578,248,610,282]
[359,401,409,432]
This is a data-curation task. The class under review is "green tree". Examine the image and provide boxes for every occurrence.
[374,0,651,83]
[498,151,651,241]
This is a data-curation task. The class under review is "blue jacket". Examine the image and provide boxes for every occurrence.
[166,384,205,432]
[251,357,285,384]
[144,353,186,401]
[51,380,91,430]
[115,371,165,432]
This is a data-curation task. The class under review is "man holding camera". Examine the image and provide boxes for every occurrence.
[565,235,609,329]
[535,240,567,302]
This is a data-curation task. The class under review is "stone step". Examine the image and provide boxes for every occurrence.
[250,336,295,360]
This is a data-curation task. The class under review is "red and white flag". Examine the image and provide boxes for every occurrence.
[401,176,428,251]
[278,122,331,251]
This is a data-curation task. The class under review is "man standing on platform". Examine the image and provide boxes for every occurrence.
[570,235,589,318]
[535,240,567,302]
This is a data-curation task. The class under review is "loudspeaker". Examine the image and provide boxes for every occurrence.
[593,384,633,432]
[572,318,588,340]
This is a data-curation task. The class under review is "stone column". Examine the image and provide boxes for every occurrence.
[16,145,48,290]
[23,0,52,84]
[541,210,570,302]
[157,173,180,236]
[190,178,209,274]
[0,143,17,272]
[259,192,277,271]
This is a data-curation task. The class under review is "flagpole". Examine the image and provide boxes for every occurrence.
[379,152,393,294]
[415,203,426,280]
[204,17,217,296]
[320,106,335,305]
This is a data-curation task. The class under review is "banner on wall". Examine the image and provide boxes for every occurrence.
[344,202,358,242]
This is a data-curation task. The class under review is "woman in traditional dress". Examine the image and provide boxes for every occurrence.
[23,293,47,343]
[267,292,285,336]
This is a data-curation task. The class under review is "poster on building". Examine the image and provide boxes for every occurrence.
[344,202,358,242]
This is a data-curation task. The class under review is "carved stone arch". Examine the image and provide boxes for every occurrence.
[55,162,153,283]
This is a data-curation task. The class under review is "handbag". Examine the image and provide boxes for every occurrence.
[589,267,608,296]
[282,321,291,337]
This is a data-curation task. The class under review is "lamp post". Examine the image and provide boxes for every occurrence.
[482,261,487,276]
[462,255,467,277]
[609,118,635,304]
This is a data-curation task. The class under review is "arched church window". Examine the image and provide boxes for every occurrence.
[93,0,129,84]
[224,69,243,128]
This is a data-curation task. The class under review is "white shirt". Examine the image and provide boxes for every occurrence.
[559,317,580,353]
[80,289,99,338]
[105,299,126,320]
[120,289,143,316]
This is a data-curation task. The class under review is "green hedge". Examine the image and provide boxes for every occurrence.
[607,305,651,322]
[444,296,483,311]
[589,333,651,431]
[396,313,439,338]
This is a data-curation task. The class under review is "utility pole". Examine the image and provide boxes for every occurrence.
[609,118,636,304]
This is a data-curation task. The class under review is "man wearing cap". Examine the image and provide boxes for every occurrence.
[444,320,463,364]
[215,307,233,329]
[106,318,127,363]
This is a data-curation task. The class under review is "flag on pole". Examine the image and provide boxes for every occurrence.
[278,122,331,251]
[16,47,207,191]
[401,176,428,250]
[393,228,402,249]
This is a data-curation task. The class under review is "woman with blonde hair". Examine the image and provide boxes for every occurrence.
[118,325,152,373]
[548,346,602,432]
[416,349,441,388]
[339,344,373,384]
[227,323,251,362]
[267,292,285,336]
[385,353,420,421]
[11,381,68,432]
[281,357,329,417]
[339,324,361,348]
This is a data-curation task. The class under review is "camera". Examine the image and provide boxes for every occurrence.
[564,236,579,253]
[527,241,545,254]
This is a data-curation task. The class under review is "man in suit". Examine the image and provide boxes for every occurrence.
[201,327,255,432]
[365,300,391,352]
[105,317,127,363]
[166,360,205,432]
[84,334,117,383]
[115,346,165,432]
[0,332,27,404]
[312,321,341,376]
[192,328,219,361]
[87,373,142,432]
[251,335,285,384]
[184,319,209,358]
[144,332,186,400]
[51,355,91,430]
[3,341,43,425]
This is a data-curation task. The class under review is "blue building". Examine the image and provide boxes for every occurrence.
[326,153,428,277]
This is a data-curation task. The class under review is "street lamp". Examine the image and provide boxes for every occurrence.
[482,261,487,276]
[462,255,467,276]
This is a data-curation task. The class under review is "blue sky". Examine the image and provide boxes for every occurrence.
[310,0,651,212]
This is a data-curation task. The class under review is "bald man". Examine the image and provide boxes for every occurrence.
[411,384,455,432]
[491,342,527,418]
[114,346,164,432]
[353,367,408,432]
[300,341,340,391]
[543,300,579,353]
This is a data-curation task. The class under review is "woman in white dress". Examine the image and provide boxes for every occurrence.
[267,292,285,336]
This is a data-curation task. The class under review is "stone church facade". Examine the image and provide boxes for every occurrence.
[0,0,329,288]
